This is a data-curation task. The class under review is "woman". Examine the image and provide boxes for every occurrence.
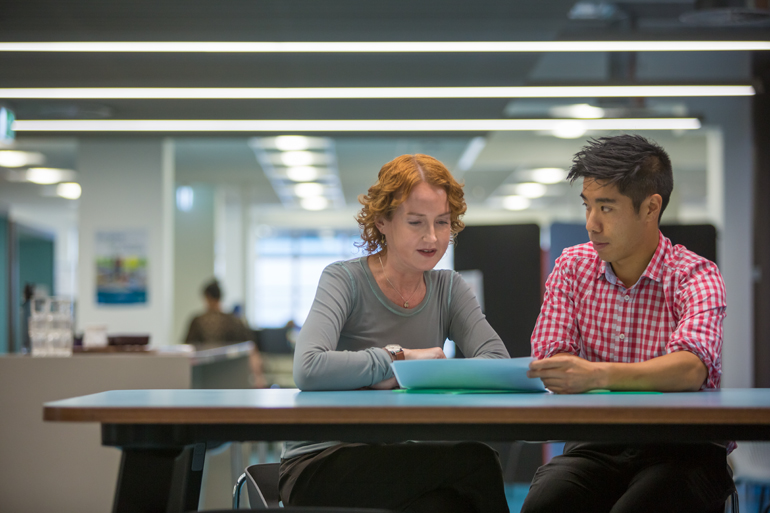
[280,154,511,513]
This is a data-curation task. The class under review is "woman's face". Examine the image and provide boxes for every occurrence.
[376,181,452,275]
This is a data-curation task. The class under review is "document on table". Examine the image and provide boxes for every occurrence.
[391,357,546,392]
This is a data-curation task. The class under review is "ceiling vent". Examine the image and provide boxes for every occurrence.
[680,0,770,25]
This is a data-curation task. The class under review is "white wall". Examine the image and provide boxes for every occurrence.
[697,97,755,387]
[214,187,246,313]
[76,138,174,346]
[173,184,215,343]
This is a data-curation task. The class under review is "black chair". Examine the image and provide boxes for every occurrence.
[233,462,280,509]
[230,462,395,512]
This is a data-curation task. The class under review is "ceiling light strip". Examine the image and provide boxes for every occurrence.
[13,118,702,132]
[0,41,768,53]
[0,85,754,99]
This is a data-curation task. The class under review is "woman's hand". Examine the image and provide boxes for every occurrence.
[403,347,446,360]
[369,376,399,389]
[367,347,446,390]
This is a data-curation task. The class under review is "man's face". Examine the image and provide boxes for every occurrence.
[581,178,648,265]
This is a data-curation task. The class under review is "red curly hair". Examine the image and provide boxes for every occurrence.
[355,154,466,255]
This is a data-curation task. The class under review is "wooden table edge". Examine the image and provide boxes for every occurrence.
[43,405,770,424]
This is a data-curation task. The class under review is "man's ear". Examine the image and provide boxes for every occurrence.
[645,194,662,222]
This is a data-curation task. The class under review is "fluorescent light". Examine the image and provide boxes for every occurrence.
[0,41,768,53]
[300,196,329,210]
[0,150,45,167]
[274,135,311,151]
[294,182,325,198]
[12,118,702,132]
[26,167,69,184]
[502,195,531,211]
[56,182,81,200]
[515,183,547,198]
[280,151,316,166]
[531,168,568,184]
[286,166,320,181]
[0,85,755,99]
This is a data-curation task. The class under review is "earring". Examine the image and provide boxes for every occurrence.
[381,234,387,246]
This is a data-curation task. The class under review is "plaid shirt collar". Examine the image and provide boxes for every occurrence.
[597,231,669,287]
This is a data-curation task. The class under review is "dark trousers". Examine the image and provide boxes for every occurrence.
[520,442,735,513]
[279,441,510,513]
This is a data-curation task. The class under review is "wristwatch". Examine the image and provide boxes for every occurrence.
[384,344,405,361]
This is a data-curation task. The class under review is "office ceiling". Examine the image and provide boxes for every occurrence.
[0,0,763,226]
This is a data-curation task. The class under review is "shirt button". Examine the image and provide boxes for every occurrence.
[619,334,625,340]
[624,295,630,301]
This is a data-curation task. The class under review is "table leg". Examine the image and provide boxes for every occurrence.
[113,443,206,513]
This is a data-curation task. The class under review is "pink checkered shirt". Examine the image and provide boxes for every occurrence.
[532,231,726,390]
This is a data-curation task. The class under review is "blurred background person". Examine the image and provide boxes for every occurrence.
[185,278,266,387]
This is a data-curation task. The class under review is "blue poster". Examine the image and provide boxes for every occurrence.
[95,230,148,305]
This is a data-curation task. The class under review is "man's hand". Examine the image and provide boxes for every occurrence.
[527,354,605,394]
[404,347,446,360]
[528,351,708,393]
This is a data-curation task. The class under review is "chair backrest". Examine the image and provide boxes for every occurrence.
[730,442,770,483]
[245,462,282,509]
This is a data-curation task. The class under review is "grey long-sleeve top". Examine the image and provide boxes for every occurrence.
[283,256,510,460]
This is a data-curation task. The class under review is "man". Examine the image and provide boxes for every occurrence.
[522,135,735,513]
[185,279,254,344]
[185,279,267,387]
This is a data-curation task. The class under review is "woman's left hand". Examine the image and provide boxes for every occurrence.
[404,347,446,360]
[370,376,399,389]
[367,347,446,390]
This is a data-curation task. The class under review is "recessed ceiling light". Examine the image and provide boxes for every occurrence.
[301,196,329,210]
[515,183,547,198]
[0,41,767,53]
[274,135,311,151]
[26,167,72,184]
[502,195,531,211]
[56,182,81,200]
[282,151,319,166]
[550,103,606,119]
[294,182,325,198]
[551,121,588,139]
[286,166,320,182]
[280,151,316,167]
[0,150,45,167]
[531,168,568,184]
[12,118,702,132]
[0,85,755,99]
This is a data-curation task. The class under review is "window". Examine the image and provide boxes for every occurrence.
[252,230,454,328]
[252,230,364,328]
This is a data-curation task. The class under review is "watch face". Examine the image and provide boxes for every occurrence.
[385,344,402,352]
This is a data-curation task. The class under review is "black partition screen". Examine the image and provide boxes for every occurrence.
[659,224,717,264]
[454,224,542,357]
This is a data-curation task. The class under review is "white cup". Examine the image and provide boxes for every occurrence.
[83,325,108,348]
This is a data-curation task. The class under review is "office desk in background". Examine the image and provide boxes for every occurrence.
[0,342,254,513]
[44,388,770,513]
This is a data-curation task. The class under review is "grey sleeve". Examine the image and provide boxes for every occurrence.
[293,263,393,391]
[448,272,510,359]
